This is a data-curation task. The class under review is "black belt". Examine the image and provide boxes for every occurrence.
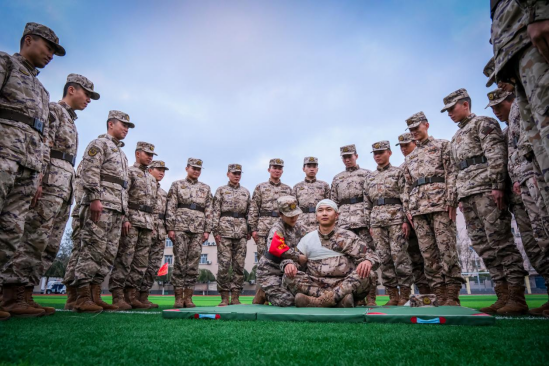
[158,213,166,220]
[128,202,153,213]
[413,176,445,187]
[221,211,246,218]
[459,155,487,170]
[260,211,279,217]
[100,174,128,189]
[340,197,364,205]
[373,198,402,206]
[264,252,282,264]
[178,203,205,212]
[50,150,76,166]
[0,108,45,134]
[300,206,316,213]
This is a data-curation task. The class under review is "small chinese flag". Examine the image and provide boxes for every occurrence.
[157,263,169,276]
[268,231,289,257]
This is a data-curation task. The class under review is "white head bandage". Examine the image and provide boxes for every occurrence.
[316,199,338,213]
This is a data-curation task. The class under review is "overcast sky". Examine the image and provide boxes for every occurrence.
[1,0,495,193]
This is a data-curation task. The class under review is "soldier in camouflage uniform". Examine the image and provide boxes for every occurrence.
[2,74,99,317]
[139,160,169,308]
[166,158,212,308]
[293,157,330,233]
[256,196,306,307]
[330,144,378,306]
[0,22,65,319]
[402,112,465,306]
[71,110,133,313]
[364,141,413,306]
[212,164,250,306]
[284,199,380,308]
[109,142,158,310]
[486,88,549,316]
[248,158,292,303]
[443,88,528,315]
[395,133,430,294]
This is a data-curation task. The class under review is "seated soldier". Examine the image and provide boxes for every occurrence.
[256,196,307,306]
[282,199,380,308]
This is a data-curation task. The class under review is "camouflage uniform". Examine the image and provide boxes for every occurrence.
[165,158,212,289]
[283,227,380,302]
[293,157,330,233]
[248,159,292,258]
[257,196,304,307]
[63,161,84,286]
[2,75,99,287]
[445,89,527,288]
[72,110,133,287]
[140,161,169,293]
[0,23,65,279]
[109,142,158,292]
[364,141,413,289]
[402,112,464,290]
[212,164,250,293]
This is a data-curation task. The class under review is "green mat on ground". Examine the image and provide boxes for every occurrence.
[162,305,495,325]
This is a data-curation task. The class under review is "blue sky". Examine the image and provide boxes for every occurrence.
[1,0,495,192]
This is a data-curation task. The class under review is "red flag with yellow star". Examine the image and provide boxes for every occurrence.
[269,231,289,257]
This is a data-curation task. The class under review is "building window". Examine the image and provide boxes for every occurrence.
[165,238,173,247]
[254,252,258,263]
[200,254,208,264]
[164,255,173,265]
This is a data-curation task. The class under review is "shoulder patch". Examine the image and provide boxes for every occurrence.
[88,146,100,157]
[481,125,496,136]
[19,67,30,76]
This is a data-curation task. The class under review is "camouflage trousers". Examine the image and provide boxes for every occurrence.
[171,231,202,289]
[412,211,464,288]
[72,206,123,287]
[256,257,294,307]
[520,177,549,250]
[1,192,70,286]
[531,159,549,218]
[461,192,527,287]
[255,236,267,259]
[140,237,165,292]
[349,227,379,286]
[109,225,154,291]
[217,237,247,293]
[371,224,413,288]
[63,218,81,285]
[0,158,40,282]
[407,229,429,288]
[283,269,374,303]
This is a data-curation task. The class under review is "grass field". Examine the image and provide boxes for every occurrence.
[1,295,548,365]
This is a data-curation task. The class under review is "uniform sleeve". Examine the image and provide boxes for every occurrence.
[248,185,261,232]
[81,141,105,202]
[402,162,412,214]
[363,180,372,228]
[0,54,10,92]
[165,182,178,231]
[478,118,508,190]
[41,106,60,176]
[330,178,339,205]
[323,182,330,199]
[211,188,222,236]
[341,234,380,270]
[203,187,213,233]
[525,0,549,22]
[442,140,458,207]
[398,169,408,214]
[505,128,521,184]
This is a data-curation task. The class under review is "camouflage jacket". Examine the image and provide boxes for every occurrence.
[0,52,50,172]
[450,114,507,200]
[491,0,549,77]
[248,180,293,236]
[330,165,371,229]
[124,162,158,230]
[364,163,406,228]
[258,219,304,273]
[166,177,213,234]
[403,136,457,216]
[507,101,534,185]
[70,161,84,219]
[212,182,250,239]
[153,184,168,241]
[41,101,78,202]
[293,178,330,233]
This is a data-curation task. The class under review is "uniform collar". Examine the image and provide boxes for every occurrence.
[346,164,359,172]
[304,177,317,183]
[318,228,336,240]
[269,179,281,187]
[134,162,148,171]
[13,53,39,76]
[417,136,434,147]
[228,181,240,189]
[377,163,391,172]
[99,133,125,147]
[58,100,78,121]
[458,113,476,129]
[186,176,198,184]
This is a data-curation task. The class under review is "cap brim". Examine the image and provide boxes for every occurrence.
[441,101,456,113]
[46,39,66,57]
[485,73,496,87]
[82,87,100,100]
[485,97,506,109]
[405,122,421,130]
[283,207,302,217]
[340,153,355,157]
[229,170,242,173]
[371,149,389,153]
[118,119,135,128]
[190,165,203,169]
[395,141,411,146]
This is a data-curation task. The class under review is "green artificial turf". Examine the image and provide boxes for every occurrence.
[1,295,548,366]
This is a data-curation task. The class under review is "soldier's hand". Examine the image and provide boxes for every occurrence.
[448,206,457,222]
[406,213,413,227]
[168,230,175,241]
[458,202,463,213]
[491,189,506,210]
[122,221,131,236]
[252,231,259,242]
[357,260,372,279]
[402,222,410,239]
[30,185,43,208]
[369,228,373,237]
[284,263,297,278]
[247,233,252,241]
[215,235,221,244]
[513,182,522,195]
[90,199,103,223]
[528,20,549,64]
[298,255,307,266]
[203,232,210,242]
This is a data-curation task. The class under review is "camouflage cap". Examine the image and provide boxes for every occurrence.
[483,58,496,87]
[269,158,284,167]
[108,110,135,128]
[303,156,318,165]
[441,88,470,113]
[371,140,390,152]
[22,22,65,56]
[149,160,169,170]
[228,163,243,173]
[340,144,357,156]
[136,141,157,156]
[405,111,428,129]
[485,88,512,109]
[188,157,204,169]
[395,133,414,146]
[66,73,100,100]
[277,195,302,217]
